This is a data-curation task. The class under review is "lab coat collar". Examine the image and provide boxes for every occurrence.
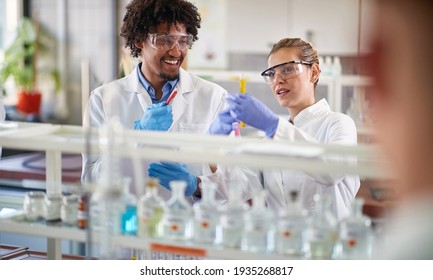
[125,65,194,130]
[125,65,193,100]
[292,98,330,126]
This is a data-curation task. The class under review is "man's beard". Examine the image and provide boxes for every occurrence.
[159,72,179,81]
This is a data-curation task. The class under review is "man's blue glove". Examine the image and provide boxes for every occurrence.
[148,162,198,196]
[134,103,173,131]
[227,93,279,138]
[207,107,237,135]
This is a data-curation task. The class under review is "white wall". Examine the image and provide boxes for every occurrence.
[227,0,375,56]
[227,0,291,54]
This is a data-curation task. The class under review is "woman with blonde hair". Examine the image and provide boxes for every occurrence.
[209,38,360,220]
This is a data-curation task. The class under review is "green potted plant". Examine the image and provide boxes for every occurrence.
[0,17,60,116]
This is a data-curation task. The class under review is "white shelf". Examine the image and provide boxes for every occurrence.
[0,121,387,179]
[0,121,389,259]
[0,213,291,260]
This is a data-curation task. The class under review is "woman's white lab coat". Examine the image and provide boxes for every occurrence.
[263,99,360,220]
[81,65,234,200]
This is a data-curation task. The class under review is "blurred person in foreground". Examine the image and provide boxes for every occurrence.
[368,0,433,259]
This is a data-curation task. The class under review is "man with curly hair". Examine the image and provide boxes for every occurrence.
[81,0,259,201]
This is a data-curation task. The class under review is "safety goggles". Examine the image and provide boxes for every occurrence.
[261,61,312,85]
[148,33,194,52]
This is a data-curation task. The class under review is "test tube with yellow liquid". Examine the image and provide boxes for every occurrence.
[239,74,247,128]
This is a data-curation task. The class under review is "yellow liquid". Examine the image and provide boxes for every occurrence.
[138,206,164,238]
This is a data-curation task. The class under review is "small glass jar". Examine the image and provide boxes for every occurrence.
[61,194,79,226]
[44,193,63,222]
[23,191,45,221]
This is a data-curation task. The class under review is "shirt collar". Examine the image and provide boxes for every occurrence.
[136,62,178,104]
[292,98,330,125]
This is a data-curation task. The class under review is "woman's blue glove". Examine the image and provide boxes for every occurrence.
[227,93,279,138]
[134,103,173,131]
[207,107,237,135]
[148,162,198,196]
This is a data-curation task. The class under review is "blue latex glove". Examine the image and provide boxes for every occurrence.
[207,107,237,135]
[227,93,279,138]
[134,103,173,131]
[148,162,198,196]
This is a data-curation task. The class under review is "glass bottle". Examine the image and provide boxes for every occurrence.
[304,193,338,259]
[121,177,137,236]
[275,189,308,257]
[61,194,79,226]
[90,117,126,259]
[23,191,45,221]
[77,193,88,229]
[215,182,250,249]
[337,198,373,259]
[159,180,193,241]
[193,181,219,245]
[137,178,165,238]
[44,193,63,222]
[241,190,275,253]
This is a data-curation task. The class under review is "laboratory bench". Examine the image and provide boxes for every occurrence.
[0,121,391,259]
[0,152,82,184]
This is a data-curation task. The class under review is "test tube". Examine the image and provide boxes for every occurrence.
[239,74,247,128]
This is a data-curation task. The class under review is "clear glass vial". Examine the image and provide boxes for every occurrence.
[61,194,79,226]
[23,191,45,221]
[44,193,63,222]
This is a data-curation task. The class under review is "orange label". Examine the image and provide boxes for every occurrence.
[150,243,207,257]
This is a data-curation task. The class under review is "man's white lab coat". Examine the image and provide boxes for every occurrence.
[81,66,235,200]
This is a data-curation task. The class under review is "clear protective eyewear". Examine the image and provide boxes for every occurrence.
[261,61,312,85]
[148,33,194,52]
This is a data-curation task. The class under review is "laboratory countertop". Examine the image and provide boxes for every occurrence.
[0,152,82,184]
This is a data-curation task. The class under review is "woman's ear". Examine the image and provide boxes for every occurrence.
[310,63,320,84]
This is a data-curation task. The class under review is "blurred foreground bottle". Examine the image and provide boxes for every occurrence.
[241,190,275,253]
[121,177,137,236]
[90,117,126,259]
[137,178,165,259]
[304,193,338,259]
[215,182,250,249]
[159,180,193,241]
[336,198,374,259]
[193,182,219,245]
[275,189,308,257]
[138,178,164,238]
